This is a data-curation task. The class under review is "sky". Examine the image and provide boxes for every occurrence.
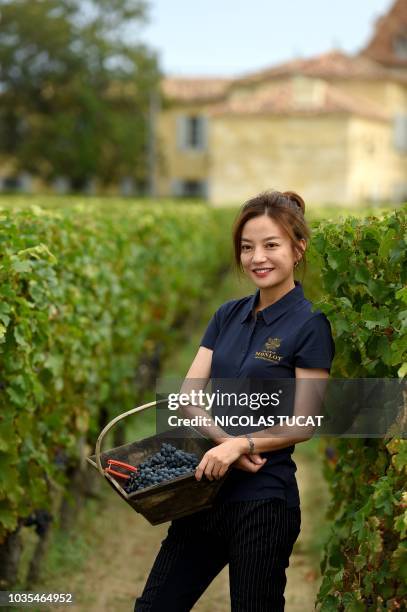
[138,0,395,77]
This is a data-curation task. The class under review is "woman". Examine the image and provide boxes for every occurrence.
[135,190,335,612]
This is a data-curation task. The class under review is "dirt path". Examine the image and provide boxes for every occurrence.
[34,449,325,612]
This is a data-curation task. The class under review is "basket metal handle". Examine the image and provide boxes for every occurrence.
[95,398,169,476]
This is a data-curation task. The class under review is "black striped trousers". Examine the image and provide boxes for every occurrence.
[134,498,301,612]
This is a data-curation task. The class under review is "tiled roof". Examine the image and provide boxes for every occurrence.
[234,50,403,84]
[161,49,406,103]
[208,80,390,122]
[360,0,407,67]
[161,76,233,102]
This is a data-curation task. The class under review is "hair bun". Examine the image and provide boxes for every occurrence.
[282,191,305,215]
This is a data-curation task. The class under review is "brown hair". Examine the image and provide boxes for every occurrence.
[232,190,311,279]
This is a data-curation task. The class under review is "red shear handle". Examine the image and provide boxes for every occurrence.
[104,459,138,480]
[107,459,138,472]
[105,467,131,480]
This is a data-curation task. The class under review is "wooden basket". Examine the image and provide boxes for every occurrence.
[86,399,229,525]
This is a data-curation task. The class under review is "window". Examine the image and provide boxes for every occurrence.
[171,179,208,199]
[189,117,201,147]
[3,176,21,191]
[182,180,204,197]
[0,175,31,192]
[176,115,208,151]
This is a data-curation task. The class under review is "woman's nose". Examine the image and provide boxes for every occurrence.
[252,247,268,261]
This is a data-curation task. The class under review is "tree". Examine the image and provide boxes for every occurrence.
[0,0,160,191]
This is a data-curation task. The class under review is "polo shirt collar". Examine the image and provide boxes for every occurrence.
[240,280,305,325]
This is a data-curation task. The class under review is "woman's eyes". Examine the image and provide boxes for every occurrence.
[241,243,278,251]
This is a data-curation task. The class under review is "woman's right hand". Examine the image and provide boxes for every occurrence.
[232,453,267,472]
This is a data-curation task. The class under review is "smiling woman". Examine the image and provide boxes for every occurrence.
[236,191,309,309]
[134,189,335,612]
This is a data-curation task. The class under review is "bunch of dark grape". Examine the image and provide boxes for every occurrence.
[124,443,199,494]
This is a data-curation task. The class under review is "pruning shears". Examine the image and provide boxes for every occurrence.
[104,458,138,480]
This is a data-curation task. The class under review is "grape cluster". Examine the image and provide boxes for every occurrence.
[124,443,199,494]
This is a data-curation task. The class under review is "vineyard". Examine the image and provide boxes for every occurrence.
[0,197,405,611]
[310,209,406,611]
[0,198,234,584]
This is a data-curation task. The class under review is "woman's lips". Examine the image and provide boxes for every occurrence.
[252,268,274,278]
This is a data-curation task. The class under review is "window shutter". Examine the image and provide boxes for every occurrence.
[393,114,407,153]
[200,116,209,150]
[176,115,187,150]
[171,179,183,197]
[202,180,209,200]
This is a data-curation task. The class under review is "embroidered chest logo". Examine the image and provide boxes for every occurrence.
[255,337,284,363]
[265,337,281,351]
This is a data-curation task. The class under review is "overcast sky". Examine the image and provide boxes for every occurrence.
[139,0,394,76]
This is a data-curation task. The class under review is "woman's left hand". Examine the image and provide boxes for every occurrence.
[195,438,246,481]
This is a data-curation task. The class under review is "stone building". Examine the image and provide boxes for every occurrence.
[157,0,407,206]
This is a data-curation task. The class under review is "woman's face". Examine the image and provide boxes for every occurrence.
[240,214,305,289]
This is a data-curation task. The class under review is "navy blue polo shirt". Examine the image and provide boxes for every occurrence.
[199,280,335,507]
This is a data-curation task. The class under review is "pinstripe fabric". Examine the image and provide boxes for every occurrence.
[134,498,301,612]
